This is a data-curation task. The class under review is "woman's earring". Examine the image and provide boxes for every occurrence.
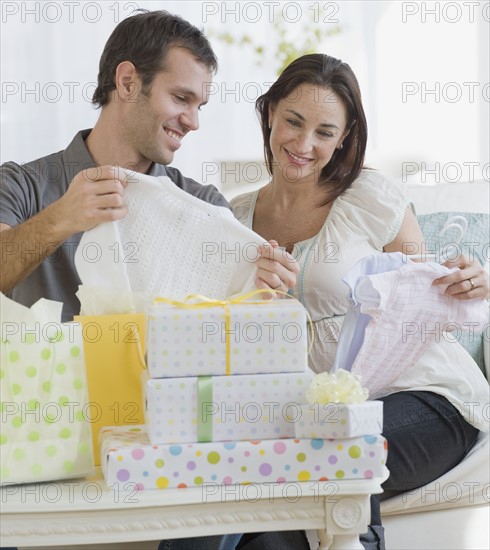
[337,143,343,150]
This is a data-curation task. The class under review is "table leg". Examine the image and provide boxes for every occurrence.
[317,530,333,549]
[329,533,364,549]
[321,495,370,550]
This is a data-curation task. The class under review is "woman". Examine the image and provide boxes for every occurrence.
[229,54,489,549]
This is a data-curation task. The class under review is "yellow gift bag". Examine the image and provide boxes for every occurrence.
[75,314,146,465]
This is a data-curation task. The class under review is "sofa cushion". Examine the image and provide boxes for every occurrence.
[406,181,489,215]
[381,431,490,515]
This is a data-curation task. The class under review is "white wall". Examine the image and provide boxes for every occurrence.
[1,1,488,190]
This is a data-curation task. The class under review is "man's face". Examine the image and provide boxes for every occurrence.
[122,47,213,166]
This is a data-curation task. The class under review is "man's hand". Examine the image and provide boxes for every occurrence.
[255,240,299,298]
[55,165,129,235]
[433,255,490,300]
[0,166,130,293]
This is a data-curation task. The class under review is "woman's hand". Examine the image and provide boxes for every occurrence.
[433,255,490,300]
[255,240,299,298]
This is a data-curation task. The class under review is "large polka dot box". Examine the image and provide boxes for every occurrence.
[143,370,314,445]
[100,426,388,490]
[0,323,94,484]
[295,402,383,439]
[146,300,308,378]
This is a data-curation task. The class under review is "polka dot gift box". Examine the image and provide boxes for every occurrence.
[142,370,314,444]
[295,402,383,439]
[0,295,94,485]
[146,299,308,378]
[100,425,388,490]
[294,371,383,439]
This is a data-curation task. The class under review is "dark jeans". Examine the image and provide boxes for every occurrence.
[362,390,479,549]
[159,390,480,550]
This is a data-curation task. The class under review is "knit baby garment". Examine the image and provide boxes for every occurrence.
[75,171,267,310]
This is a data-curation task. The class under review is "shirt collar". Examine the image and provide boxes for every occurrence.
[62,129,170,179]
[62,129,96,182]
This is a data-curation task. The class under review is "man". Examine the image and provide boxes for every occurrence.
[0,10,296,322]
[0,9,301,550]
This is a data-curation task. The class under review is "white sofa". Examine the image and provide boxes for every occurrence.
[380,180,490,550]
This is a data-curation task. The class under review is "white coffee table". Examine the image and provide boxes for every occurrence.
[0,467,386,549]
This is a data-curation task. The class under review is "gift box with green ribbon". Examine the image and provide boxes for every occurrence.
[143,370,314,445]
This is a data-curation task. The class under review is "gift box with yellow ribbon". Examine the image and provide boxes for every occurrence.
[142,370,314,445]
[146,297,309,378]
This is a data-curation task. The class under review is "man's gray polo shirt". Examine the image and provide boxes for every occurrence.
[0,129,229,321]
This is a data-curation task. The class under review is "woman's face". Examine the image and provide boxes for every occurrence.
[268,83,350,185]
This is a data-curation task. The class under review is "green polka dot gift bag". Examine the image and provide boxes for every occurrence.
[0,295,94,484]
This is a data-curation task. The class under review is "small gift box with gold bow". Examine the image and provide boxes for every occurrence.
[146,297,308,378]
[294,370,383,439]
